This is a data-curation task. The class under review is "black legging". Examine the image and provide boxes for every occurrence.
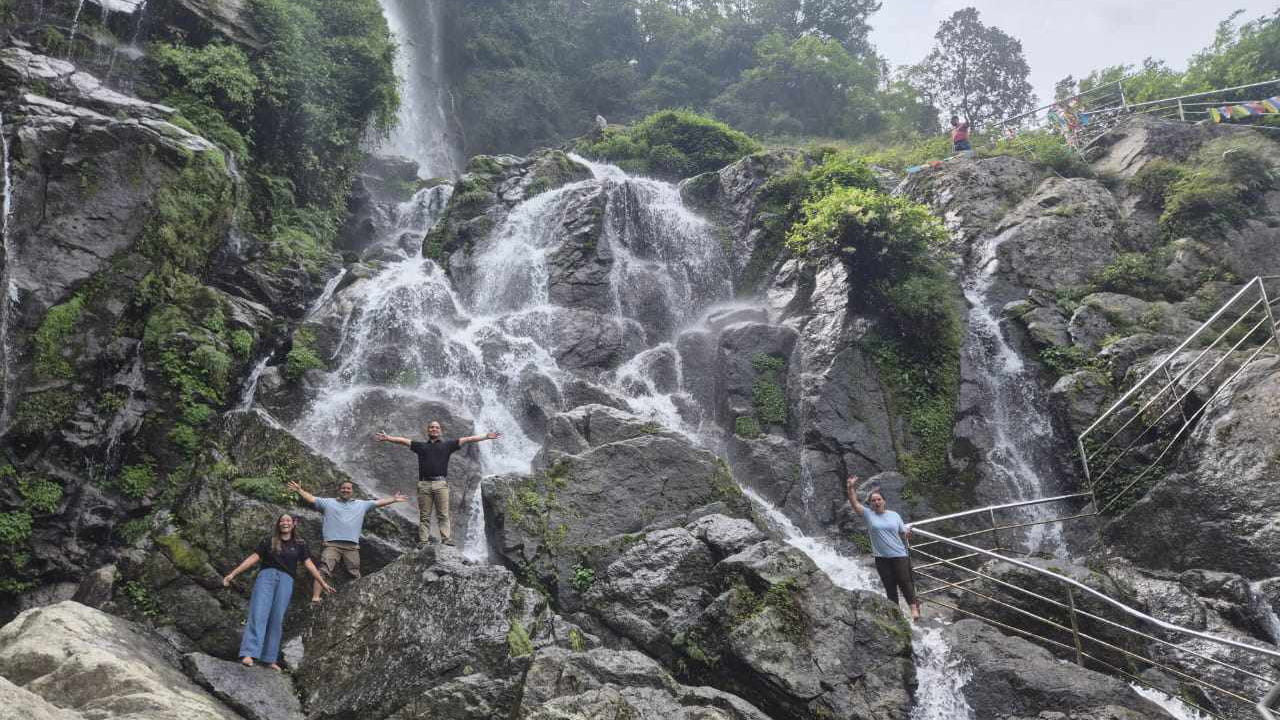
[874,556,918,606]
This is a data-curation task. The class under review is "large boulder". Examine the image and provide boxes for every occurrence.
[518,647,770,720]
[0,601,240,719]
[1104,358,1280,578]
[296,547,588,719]
[940,619,1174,719]
[675,540,915,719]
[487,405,749,603]
[181,652,304,720]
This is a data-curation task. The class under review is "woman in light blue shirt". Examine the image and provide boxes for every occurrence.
[846,476,920,620]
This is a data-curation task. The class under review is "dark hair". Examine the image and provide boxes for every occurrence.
[950,115,960,124]
[337,480,354,490]
[271,513,295,556]
[866,489,885,503]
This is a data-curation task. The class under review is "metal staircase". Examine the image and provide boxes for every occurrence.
[908,276,1280,719]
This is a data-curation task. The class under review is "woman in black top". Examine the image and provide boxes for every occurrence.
[223,514,333,669]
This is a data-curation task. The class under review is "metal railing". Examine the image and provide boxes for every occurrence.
[906,276,1280,718]
[1078,276,1280,516]
[909,523,1280,719]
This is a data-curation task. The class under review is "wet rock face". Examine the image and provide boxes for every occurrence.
[0,601,241,719]
[941,619,1172,719]
[182,652,304,720]
[1106,358,1280,579]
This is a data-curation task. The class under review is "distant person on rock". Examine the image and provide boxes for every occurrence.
[375,421,501,547]
[287,479,407,603]
[222,513,333,670]
[950,114,971,153]
[846,476,921,621]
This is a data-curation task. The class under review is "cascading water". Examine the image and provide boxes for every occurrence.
[374,0,461,178]
[909,627,975,720]
[292,162,736,559]
[66,0,88,58]
[0,112,15,433]
[962,227,1066,555]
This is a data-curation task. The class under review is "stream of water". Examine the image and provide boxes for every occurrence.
[375,0,460,177]
[0,111,15,434]
[962,227,1065,555]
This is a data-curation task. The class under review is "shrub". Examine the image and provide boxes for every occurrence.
[786,188,946,282]
[1092,252,1169,300]
[232,476,294,504]
[1130,160,1187,210]
[117,464,158,499]
[734,416,762,438]
[575,110,760,178]
[0,511,33,545]
[284,330,325,381]
[980,130,1092,178]
[32,296,85,380]
[569,563,596,594]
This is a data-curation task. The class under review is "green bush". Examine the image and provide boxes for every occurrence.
[18,476,62,514]
[0,511,33,545]
[232,476,294,504]
[1130,160,1187,210]
[786,188,946,281]
[284,330,325,381]
[569,562,596,594]
[980,130,1092,178]
[32,296,85,380]
[750,353,788,426]
[734,416,762,438]
[1092,252,1169,300]
[576,110,760,178]
[117,464,158,499]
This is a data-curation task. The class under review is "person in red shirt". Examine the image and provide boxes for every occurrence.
[950,115,971,152]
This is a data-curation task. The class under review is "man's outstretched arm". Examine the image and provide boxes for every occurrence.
[374,492,408,508]
[287,480,319,506]
[459,432,502,447]
[374,431,412,447]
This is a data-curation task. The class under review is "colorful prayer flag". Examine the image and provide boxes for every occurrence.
[1209,107,1221,123]
[1230,105,1251,119]
[1262,97,1280,113]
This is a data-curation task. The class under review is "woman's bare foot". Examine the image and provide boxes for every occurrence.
[268,663,282,672]
[310,597,322,604]
[910,604,921,621]
[241,656,254,668]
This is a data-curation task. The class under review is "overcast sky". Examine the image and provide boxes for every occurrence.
[869,0,1279,107]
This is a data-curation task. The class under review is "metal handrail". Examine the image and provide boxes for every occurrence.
[911,528,1280,717]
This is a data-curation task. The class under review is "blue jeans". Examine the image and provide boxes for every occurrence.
[239,568,293,663]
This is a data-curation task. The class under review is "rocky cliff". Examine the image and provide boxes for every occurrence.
[2,2,1280,716]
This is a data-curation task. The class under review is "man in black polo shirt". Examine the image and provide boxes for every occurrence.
[375,420,501,547]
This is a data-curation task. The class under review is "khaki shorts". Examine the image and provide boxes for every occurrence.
[319,541,361,579]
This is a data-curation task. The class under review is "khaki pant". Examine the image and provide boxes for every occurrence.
[417,479,451,545]
[319,542,361,580]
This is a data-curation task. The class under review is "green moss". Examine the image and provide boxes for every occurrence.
[1091,252,1171,300]
[569,562,596,594]
[0,511,33,545]
[117,464,158,499]
[1130,160,1187,211]
[230,329,255,359]
[568,627,586,652]
[118,516,155,544]
[726,578,809,640]
[121,580,164,619]
[284,329,325,381]
[156,532,210,575]
[15,389,77,434]
[18,476,62,514]
[734,416,762,438]
[709,458,743,501]
[1038,345,1100,380]
[231,476,294,504]
[32,296,85,380]
[507,620,534,657]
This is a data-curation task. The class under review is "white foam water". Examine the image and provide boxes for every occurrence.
[962,227,1065,555]
[0,111,14,432]
[375,0,461,177]
[66,0,87,57]
[1129,684,1213,720]
[910,625,975,720]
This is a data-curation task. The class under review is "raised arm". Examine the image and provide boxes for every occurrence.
[845,476,865,515]
[222,553,261,587]
[374,431,412,447]
[374,491,408,508]
[459,431,502,447]
[287,480,318,506]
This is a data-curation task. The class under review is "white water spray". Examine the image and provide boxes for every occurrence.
[962,227,1065,555]
[0,112,15,432]
[375,0,461,177]
[66,0,88,58]
[910,626,975,720]
[743,487,877,593]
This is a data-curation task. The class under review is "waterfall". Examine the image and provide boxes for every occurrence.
[743,487,877,592]
[0,112,15,433]
[292,161,735,559]
[375,0,461,178]
[961,227,1065,555]
[235,356,271,413]
[66,0,87,58]
[909,626,975,720]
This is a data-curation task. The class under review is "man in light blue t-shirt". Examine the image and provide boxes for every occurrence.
[288,479,406,603]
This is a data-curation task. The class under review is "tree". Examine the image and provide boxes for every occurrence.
[911,7,1035,127]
